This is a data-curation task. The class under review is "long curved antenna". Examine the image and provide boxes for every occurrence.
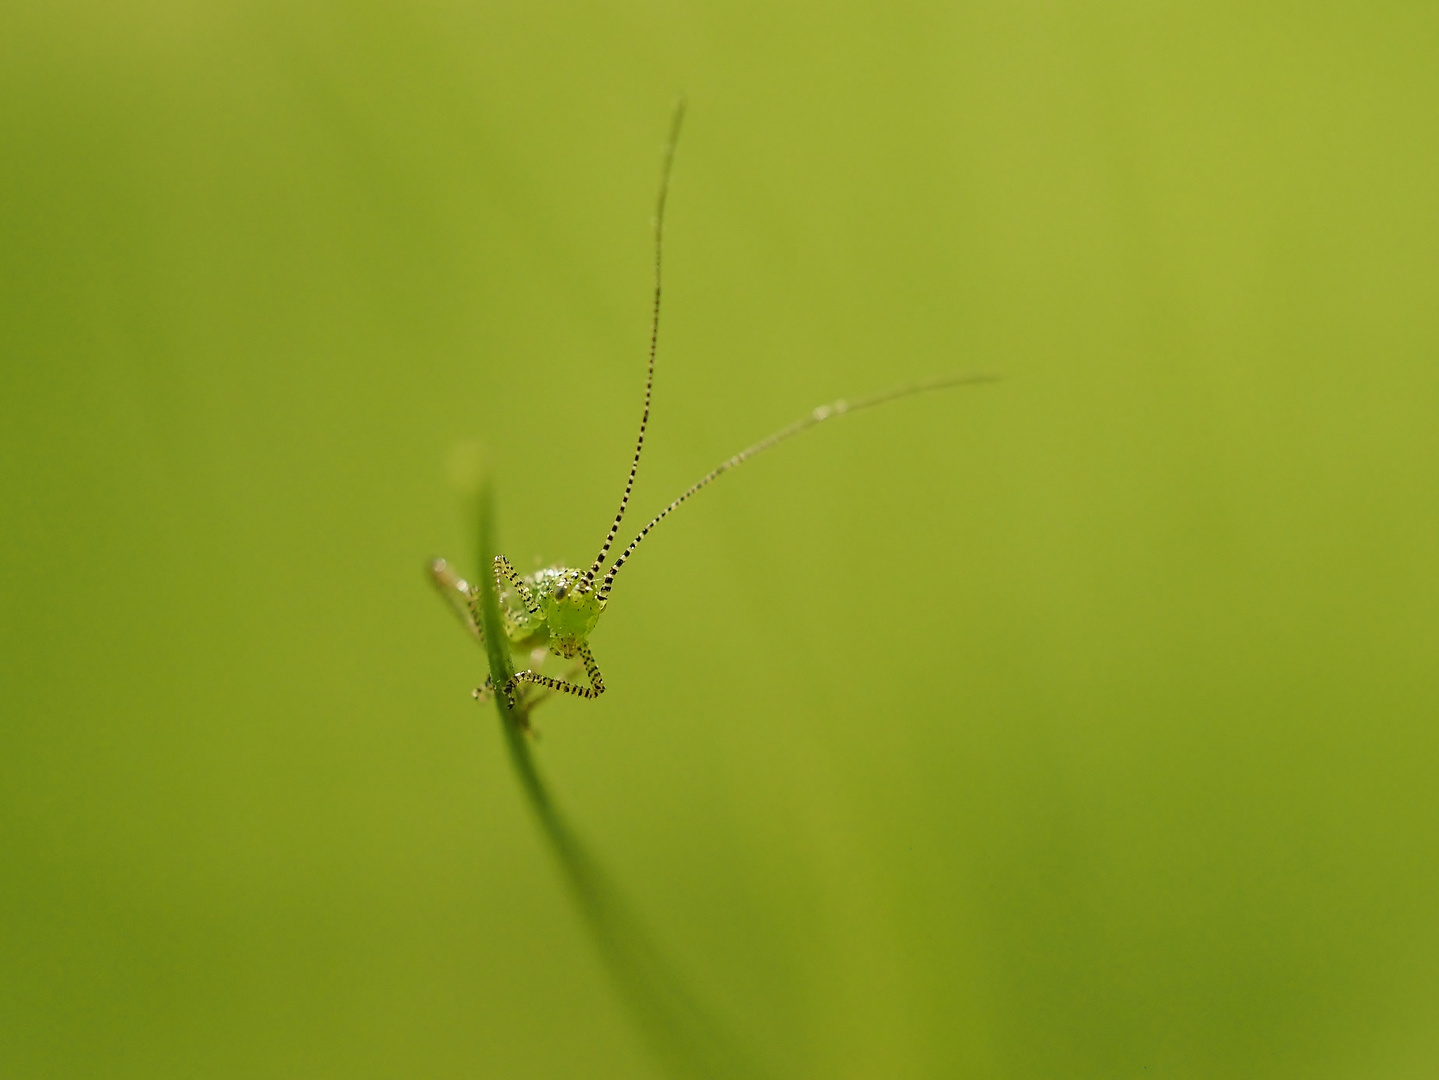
[595,371,999,601]
[581,98,687,594]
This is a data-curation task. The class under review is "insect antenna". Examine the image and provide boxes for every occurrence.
[580,98,687,594]
[595,371,999,601]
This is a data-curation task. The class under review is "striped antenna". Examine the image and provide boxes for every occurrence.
[595,371,999,601]
[581,98,687,594]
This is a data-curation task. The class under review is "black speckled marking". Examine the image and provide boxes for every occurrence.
[583,101,686,594]
[499,642,606,708]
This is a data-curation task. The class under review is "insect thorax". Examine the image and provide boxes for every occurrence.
[500,565,606,655]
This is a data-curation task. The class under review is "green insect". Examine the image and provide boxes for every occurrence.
[432,103,994,713]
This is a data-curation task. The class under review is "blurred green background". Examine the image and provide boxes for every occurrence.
[3,2,1438,1077]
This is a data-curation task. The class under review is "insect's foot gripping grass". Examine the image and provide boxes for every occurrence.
[498,643,606,709]
[494,554,541,614]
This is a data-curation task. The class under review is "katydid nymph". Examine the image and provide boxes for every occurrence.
[431,103,995,715]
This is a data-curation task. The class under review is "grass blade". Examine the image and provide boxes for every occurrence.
[471,479,766,1079]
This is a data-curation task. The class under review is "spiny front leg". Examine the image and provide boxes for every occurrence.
[512,648,581,712]
[498,642,606,708]
[473,669,581,712]
[493,555,541,614]
[576,641,605,696]
[517,662,586,711]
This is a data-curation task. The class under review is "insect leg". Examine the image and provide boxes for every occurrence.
[576,641,606,696]
[517,661,585,712]
[429,558,483,641]
[493,555,541,614]
[498,642,606,708]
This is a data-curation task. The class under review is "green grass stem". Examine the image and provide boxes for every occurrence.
[471,480,766,1080]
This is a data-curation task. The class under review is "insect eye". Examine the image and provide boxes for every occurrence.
[554,584,567,600]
